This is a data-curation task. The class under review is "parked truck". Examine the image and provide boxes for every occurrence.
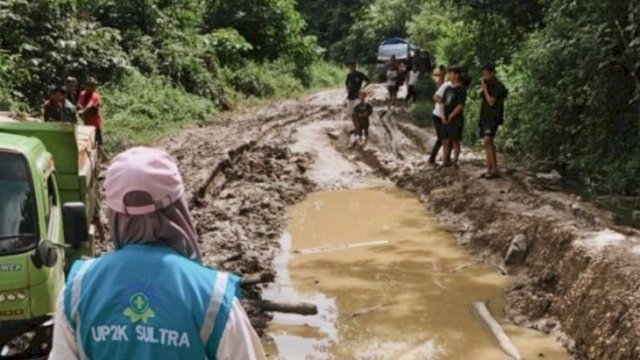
[376,37,417,81]
[0,114,98,359]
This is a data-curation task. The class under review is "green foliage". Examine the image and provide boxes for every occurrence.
[203,0,317,61]
[296,0,371,56]
[0,52,22,110]
[502,0,640,194]
[225,61,302,98]
[208,29,253,68]
[408,76,437,127]
[225,61,342,99]
[307,62,345,90]
[101,71,216,152]
[409,101,434,128]
[332,0,424,63]
[0,0,128,108]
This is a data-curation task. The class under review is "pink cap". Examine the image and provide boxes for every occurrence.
[105,147,184,216]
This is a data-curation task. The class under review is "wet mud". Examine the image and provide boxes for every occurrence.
[264,186,569,359]
[133,85,640,359]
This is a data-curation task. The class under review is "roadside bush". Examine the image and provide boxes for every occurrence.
[308,62,344,90]
[0,53,24,111]
[0,0,128,109]
[226,61,304,99]
[207,29,253,69]
[501,0,640,194]
[101,72,216,153]
[203,0,317,63]
[409,101,433,128]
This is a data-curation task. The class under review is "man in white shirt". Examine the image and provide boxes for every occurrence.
[429,66,451,165]
[405,64,421,103]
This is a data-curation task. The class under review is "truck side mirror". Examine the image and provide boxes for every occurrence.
[33,240,58,268]
[62,202,89,247]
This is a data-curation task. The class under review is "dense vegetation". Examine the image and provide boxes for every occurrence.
[0,0,342,150]
[314,0,640,195]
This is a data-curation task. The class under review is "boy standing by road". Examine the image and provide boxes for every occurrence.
[353,91,373,146]
[345,62,370,133]
[405,64,420,103]
[441,66,467,169]
[429,66,450,165]
[479,63,508,179]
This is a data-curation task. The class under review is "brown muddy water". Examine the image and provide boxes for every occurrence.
[264,185,570,360]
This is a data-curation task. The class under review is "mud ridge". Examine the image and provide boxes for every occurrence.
[351,108,640,360]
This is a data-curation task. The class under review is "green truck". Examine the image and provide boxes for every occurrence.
[0,115,98,359]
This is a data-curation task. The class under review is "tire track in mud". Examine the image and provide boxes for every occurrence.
[158,91,345,333]
[160,86,639,359]
[346,109,640,360]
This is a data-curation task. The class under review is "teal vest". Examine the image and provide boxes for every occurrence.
[64,245,241,360]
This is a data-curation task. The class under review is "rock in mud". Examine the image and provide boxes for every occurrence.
[504,234,529,266]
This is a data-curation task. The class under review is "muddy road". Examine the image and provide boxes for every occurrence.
[156,87,640,360]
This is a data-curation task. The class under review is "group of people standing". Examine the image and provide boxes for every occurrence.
[43,76,108,161]
[344,59,508,178]
[429,63,508,178]
[385,55,422,105]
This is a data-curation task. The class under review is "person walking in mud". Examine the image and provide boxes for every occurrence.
[386,56,400,106]
[429,65,450,165]
[405,63,420,104]
[345,62,370,134]
[440,66,467,169]
[353,90,374,146]
[49,147,266,360]
[479,63,508,179]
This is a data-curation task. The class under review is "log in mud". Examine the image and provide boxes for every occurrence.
[106,86,640,359]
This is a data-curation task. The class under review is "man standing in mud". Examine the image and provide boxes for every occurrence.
[479,63,508,179]
[345,62,370,134]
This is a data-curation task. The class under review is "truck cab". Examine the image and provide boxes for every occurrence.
[376,37,417,81]
[0,116,97,359]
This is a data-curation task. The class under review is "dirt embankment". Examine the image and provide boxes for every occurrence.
[348,108,640,360]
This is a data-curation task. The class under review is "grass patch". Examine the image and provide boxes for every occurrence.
[101,61,344,153]
[409,100,435,128]
[102,71,216,153]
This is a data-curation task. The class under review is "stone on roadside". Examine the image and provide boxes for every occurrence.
[632,210,640,221]
[505,234,528,266]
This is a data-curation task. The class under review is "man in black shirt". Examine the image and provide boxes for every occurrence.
[479,63,508,178]
[441,66,467,168]
[345,62,370,133]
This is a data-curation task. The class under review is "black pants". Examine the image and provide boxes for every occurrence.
[429,115,443,163]
[406,85,417,102]
[358,118,370,137]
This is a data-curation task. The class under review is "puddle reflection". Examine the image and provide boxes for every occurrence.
[264,186,570,360]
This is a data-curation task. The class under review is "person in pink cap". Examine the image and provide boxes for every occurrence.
[49,147,266,360]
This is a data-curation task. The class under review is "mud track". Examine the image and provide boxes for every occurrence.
[156,87,639,359]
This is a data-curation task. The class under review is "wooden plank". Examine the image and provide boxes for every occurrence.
[294,240,390,255]
[471,301,523,360]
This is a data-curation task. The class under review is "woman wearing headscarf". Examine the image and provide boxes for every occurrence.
[49,147,266,360]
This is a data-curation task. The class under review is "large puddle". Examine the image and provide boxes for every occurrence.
[264,186,570,359]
